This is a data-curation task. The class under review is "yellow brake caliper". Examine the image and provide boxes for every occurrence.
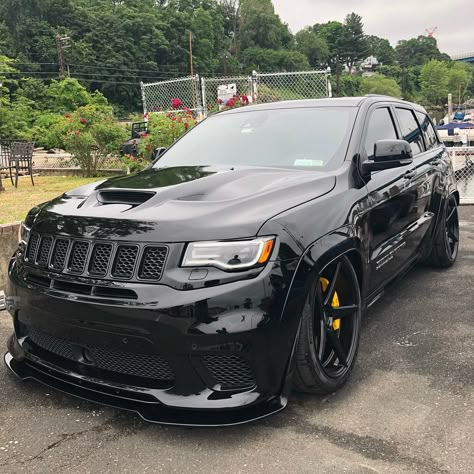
[319,277,341,331]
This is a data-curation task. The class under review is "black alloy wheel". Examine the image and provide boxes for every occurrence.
[445,195,459,261]
[294,255,362,394]
[427,194,459,268]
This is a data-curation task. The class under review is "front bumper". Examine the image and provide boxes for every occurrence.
[4,255,301,426]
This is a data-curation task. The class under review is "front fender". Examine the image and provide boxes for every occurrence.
[276,226,366,343]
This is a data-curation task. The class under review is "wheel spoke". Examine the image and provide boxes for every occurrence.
[331,304,358,318]
[324,262,341,306]
[446,205,456,223]
[448,230,459,243]
[325,327,348,367]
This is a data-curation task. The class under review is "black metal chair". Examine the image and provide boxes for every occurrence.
[10,141,35,188]
[0,139,12,191]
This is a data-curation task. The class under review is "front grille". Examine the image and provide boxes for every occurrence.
[36,236,53,266]
[89,243,112,276]
[139,247,167,280]
[112,246,138,279]
[68,241,90,273]
[25,234,168,283]
[202,354,256,390]
[25,328,175,383]
[50,239,69,270]
[27,233,40,262]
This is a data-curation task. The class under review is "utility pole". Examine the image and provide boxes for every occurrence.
[55,34,70,79]
[224,54,228,76]
[189,31,194,77]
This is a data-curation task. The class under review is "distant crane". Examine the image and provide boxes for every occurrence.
[425,27,438,37]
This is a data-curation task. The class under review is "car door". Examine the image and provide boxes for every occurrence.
[393,107,438,254]
[362,105,421,294]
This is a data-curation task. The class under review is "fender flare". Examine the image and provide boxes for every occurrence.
[276,228,366,390]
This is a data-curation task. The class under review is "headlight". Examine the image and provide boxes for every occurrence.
[182,237,275,271]
[18,222,31,244]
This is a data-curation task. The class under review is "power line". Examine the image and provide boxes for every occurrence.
[11,61,192,75]
[0,70,192,81]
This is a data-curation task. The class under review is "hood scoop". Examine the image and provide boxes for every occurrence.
[97,190,156,206]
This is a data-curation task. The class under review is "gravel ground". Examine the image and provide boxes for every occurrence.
[0,208,473,473]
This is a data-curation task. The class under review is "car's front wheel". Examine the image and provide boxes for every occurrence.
[293,255,362,395]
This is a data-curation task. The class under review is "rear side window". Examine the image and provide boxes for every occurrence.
[395,108,424,155]
[416,111,439,150]
[364,107,398,159]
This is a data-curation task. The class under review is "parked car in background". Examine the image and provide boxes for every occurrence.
[5,96,459,426]
[121,121,148,156]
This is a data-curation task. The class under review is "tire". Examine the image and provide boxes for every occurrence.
[427,194,459,268]
[293,255,362,395]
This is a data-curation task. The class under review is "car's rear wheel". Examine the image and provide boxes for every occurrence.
[427,194,459,268]
[293,255,361,394]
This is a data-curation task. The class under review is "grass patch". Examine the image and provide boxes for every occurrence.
[0,176,99,224]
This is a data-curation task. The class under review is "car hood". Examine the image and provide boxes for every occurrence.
[33,166,336,242]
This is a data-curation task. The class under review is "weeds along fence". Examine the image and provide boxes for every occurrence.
[447,147,474,204]
[140,69,332,118]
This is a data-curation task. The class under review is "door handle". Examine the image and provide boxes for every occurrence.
[403,170,416,180]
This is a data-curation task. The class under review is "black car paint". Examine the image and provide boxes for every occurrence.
[4,97,458,426]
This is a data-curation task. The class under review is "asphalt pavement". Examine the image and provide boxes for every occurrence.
[0,208,473,473]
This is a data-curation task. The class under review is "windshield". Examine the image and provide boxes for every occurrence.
[154,107,357,171]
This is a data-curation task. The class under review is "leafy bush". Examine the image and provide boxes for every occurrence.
[139,111,197,160]
[54,105,128,177]
[24,113,64,149]
[360,74,401,98]
[120,154,149,173]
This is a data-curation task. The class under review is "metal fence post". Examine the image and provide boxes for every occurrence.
[140,81,147,117]
[252,70,258,104]
[200,76,207,118]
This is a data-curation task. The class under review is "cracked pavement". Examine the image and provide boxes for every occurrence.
[0,208,473,473]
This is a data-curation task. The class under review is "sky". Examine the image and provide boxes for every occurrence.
[272,0,473,56]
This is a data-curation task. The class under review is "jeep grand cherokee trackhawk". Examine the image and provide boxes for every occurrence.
[4,97,459,426]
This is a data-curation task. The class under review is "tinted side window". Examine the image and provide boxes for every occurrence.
[416,111,439,149]
[364,107,397,159]
[396,108,424,155]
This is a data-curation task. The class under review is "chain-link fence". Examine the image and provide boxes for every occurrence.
[254,70,331,104]
[141,70,331,118]
[447,147,474,204]
[201,75,253,113]
[32,152,123,171]
[141,76,203,115]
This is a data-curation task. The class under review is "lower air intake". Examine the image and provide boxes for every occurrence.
[202,354,256,390]
[25,328,175,384]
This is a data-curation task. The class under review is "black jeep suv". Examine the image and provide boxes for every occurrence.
[5,97,459,426]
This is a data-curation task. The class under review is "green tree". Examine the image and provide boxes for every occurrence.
[316,21,346,95]
[238,0,292,51]
[242,47,309,72]
[360,74,401,97]
[339,74,362,96]
[419,60,449,105]
[295,27,329,68]
[448,62,471,104]
[396,36,443,67]
[366,35,396,65]
[342,13,368,73]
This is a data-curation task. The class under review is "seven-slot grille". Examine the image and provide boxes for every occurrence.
[25,233,168,282]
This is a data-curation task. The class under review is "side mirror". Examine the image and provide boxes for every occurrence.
[361,139,413,175]
[151,147,166,164]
